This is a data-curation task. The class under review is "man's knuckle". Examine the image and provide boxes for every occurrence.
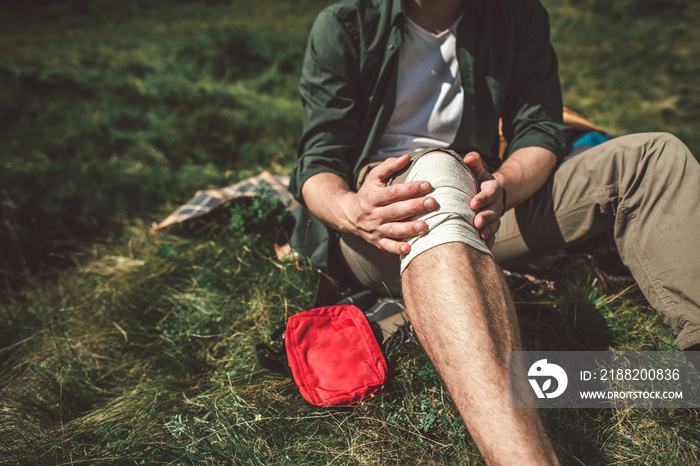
[387,185,400,198]
[384,224,400,239]
[390,203,405,218]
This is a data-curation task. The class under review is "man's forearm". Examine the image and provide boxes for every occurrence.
[301,172,356,234]
[492,147,558,210]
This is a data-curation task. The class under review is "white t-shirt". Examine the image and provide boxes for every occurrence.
[371,14,464,162]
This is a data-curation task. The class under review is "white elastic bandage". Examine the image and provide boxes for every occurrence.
[400,152,492,273]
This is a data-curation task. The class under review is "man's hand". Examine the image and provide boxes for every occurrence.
[463,152,505,249]
[302,154,437,256]
[463,147,559,249]
[345,154,437,254]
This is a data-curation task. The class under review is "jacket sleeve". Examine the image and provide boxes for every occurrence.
[501,0,568,161]
[290,9,362,205]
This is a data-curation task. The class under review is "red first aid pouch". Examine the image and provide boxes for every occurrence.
[255,304,388,406]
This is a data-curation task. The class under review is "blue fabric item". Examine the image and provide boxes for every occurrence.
[571,132,611,149]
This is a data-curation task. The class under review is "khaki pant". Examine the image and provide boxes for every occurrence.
[339,133,700,350]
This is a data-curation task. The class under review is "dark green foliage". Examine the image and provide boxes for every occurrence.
[223,185,291,239]
[0,7,306,285]
[178,26,305,84]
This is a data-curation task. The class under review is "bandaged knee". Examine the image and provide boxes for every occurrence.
[398,151,492,273]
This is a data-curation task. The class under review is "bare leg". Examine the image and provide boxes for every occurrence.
[402,242,559,465]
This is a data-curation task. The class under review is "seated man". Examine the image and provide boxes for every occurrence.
[289,0,700,463]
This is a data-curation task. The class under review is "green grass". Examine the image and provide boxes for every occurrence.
[0,0,317,284]
[549,0,700,152]
[1,0,700,464]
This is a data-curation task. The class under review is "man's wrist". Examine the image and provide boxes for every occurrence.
[492,173,508,215]
[339,191,359,233]
[303,173,358,234]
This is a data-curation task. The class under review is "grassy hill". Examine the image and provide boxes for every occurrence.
[1,0,699,464]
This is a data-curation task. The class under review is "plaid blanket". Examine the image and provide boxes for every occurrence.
[151,171,297,233]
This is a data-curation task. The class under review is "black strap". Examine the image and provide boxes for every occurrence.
[255,343,292,378]
[382,322,418,364]
[270,325,286,341]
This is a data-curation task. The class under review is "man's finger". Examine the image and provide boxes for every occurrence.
[471,190,496,211]
[470,180,501,211]
[462,151,481,167]
[373,181,433,206]
[474,208,500,230]
[367,154,411,183]
[463,151,488,179]
[380,219,429,239]
[477,216,501,240]
[379,196,437,221]
[377,237,411,255]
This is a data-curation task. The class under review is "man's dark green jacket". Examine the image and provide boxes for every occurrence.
[290,0,568,273]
